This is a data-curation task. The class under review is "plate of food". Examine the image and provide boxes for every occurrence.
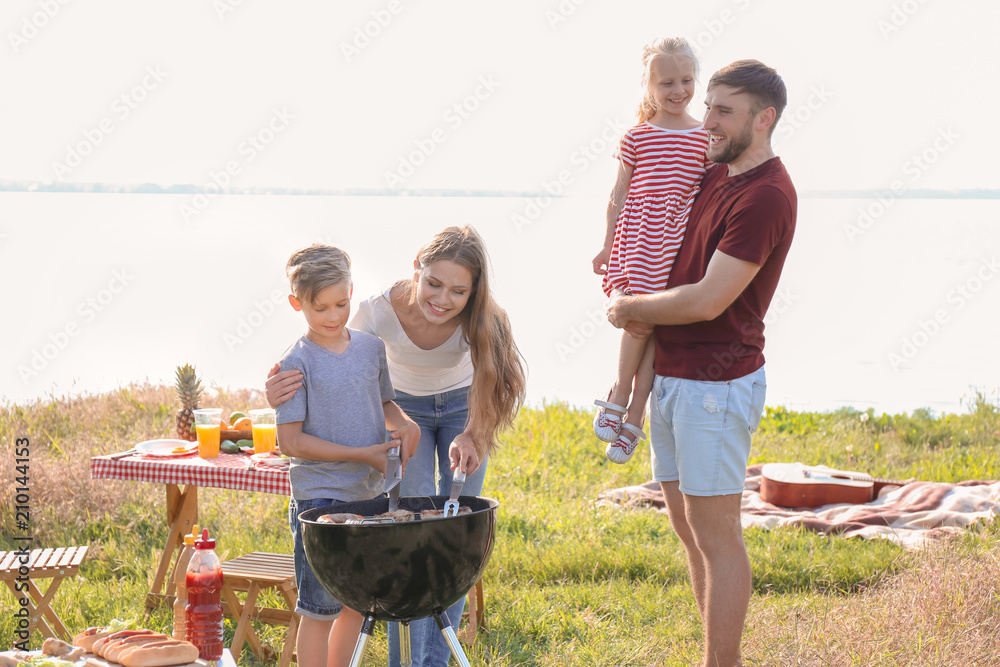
[251,451,290,468]
[135,439,199,458]
[0,631,213,666]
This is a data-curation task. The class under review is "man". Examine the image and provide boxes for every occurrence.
[606,60,797,667]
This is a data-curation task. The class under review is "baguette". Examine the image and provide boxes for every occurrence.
[94,629,157,657]
[117,639,200,667]
[104,634,169,663]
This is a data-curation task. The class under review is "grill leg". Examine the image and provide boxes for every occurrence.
[399,621,412,667]
[433,610,472,667]
[348,613,377,667]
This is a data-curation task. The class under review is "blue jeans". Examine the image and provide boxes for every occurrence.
[387,387,487,667]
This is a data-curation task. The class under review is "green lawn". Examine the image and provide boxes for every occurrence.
[2,385,999,665]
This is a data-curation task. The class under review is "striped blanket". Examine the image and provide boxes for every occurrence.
[596,463,1000,549]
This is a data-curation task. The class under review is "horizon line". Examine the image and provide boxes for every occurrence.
[2,180,999,200]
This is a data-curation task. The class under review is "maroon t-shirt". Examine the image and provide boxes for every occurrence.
[653,157,796,381]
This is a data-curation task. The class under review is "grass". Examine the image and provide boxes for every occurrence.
[2,384,999,665]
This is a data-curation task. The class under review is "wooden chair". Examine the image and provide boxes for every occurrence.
[457,579,486,645]
[220,552,299,667]
[0,546,89,641]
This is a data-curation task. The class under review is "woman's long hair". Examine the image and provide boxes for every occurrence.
[404,225,527,457]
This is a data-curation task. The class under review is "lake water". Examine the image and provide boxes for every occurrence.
[2,192,998,416]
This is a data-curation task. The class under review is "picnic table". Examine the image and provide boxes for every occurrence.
[90,450,290,609]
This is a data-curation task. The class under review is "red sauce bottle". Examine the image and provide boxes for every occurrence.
[185,528,224,661]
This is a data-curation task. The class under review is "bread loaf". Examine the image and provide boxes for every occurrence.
[73,627,114,651]
[117,639,200,667]
[103,634,169,662]
[93,629,157,657]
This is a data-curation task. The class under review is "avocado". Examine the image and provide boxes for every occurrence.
[220,439,240,454]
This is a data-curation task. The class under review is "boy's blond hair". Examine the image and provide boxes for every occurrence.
[286,243,351,304]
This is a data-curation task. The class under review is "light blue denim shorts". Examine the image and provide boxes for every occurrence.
[288,496,344,620]
[648,367,766,496]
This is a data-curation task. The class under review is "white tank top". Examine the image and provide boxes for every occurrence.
[349,289,473,396]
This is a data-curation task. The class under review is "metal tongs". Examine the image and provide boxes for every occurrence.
[444,469,467,517]
[384,446,402,512]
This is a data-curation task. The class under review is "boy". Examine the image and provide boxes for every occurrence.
[277,243,418,667]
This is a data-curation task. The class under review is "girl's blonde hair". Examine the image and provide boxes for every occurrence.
[637,36,699,123]
[403,226,527,457]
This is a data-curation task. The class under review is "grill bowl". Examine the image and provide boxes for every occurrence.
[299,495,498,621]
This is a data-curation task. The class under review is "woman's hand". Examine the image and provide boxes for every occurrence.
[265,363,303,408]
[449,432,482,476]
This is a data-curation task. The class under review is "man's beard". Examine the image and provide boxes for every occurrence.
[708,120,753,164]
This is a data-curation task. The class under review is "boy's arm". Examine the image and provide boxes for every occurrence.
[383,400,420,466]
[278,422,393,475]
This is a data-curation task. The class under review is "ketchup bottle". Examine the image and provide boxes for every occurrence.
[172,525,198,640]
[186,528,224,661]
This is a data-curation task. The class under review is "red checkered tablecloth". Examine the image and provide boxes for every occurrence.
[91,452,290,496]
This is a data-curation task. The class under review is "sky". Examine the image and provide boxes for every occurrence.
[2,0,1000,414]
[3,0,998,194]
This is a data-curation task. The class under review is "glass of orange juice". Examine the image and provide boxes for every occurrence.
[193,408,222,458]
[249,408,277,454]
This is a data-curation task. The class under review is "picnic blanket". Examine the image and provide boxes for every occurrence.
[596,463,1000,549]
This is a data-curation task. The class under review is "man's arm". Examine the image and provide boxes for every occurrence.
[607,250,761,329]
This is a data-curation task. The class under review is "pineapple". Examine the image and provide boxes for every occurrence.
[174,364,203,442]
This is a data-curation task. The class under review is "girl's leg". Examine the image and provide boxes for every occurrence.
[606,337,654,463]
[623,336,655,430]
[607,331,650,417]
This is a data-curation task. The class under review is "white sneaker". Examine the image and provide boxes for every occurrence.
[593,399,627,442]
[605,423,645,464]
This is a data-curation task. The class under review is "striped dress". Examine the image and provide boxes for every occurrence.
[602,123,710,296]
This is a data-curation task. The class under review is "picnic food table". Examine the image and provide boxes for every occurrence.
[90,448,290,609]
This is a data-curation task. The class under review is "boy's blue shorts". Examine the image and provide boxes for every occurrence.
[288,497,344,620]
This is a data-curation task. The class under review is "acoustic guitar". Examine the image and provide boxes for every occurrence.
[759,462,910,508]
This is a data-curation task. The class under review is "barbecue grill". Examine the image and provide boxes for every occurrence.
[299,494,498,667]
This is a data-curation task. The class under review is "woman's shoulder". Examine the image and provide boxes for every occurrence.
[349,328,384,349]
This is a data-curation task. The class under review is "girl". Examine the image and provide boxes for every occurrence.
[267,225,527,667]
[592,37,709,464]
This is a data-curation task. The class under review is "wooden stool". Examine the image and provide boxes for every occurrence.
[0,546,89,641]
[220,552,299,667]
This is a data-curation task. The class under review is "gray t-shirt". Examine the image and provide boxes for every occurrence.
[276,331,395,501]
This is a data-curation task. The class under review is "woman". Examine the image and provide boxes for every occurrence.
[267,224,527,667]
